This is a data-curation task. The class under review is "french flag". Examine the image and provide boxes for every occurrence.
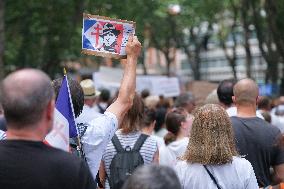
[45,75,77,151]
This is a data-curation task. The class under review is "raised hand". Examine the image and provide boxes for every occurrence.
[126,35,142,59]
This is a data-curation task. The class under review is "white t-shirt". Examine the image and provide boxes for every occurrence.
[154,128,168,138]
[76,105,102,124]
[175,156,258,189]
[151,135,165,148]
[159,137,189,167]
[270,114,284,133]
[94,102,109,113]
[81,111,118,180]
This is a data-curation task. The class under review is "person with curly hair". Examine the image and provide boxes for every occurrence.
[175,104,258,189]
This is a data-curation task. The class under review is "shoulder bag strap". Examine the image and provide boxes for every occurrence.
[132,134,149,151]
[203,165,222,189]
[111,134,124,153]
[97,104,105,114]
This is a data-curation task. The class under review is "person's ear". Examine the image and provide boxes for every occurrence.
[232,96,236,104]
[256,96,260,106]
[151,120,156,128]
[46,99,55,121]
[180,121,186,129]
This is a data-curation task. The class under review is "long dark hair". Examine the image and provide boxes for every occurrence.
[164,108,187,145]
[52,78,84,118]
[140,108,156,129]
[121,93,144,134]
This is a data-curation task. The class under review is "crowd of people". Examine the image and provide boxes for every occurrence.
[1,36,284,189]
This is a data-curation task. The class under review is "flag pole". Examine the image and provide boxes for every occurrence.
[63,68,67,76]
[64,68,84,158]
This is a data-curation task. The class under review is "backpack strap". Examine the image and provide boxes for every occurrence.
[132,134,149,151]
[111,134,124,153]
[97,104,105,114]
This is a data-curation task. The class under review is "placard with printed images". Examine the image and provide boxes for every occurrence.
[82,13,136,59]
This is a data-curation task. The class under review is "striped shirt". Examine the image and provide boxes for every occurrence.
[102,129,158,189]
[0,130,5,140]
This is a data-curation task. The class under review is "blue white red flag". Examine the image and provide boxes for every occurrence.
[45,75,77,151]
[82,13,135,59]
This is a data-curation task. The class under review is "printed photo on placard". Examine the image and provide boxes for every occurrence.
[82,13,136,59]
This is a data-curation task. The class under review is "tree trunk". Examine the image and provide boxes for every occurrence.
[165,54,171,77]
[219,30,238,80]
[266,34,279,84]
[219,1,238,80]
[265,0,284,61]
[0,0,4,79]
[193,47,201,80]
[183,49,193,78]
[241,0,253,78]
[229,59,237,79]
[163,47,176,77]
[244,44,252,78]
[189,28,202,80]
[151,32,173,77]
[265,56,278,84]
[142,31,150,75]
[250,0,279,84]
[141,47,148,75]
[280,68,284,95]
[266,58,278,84]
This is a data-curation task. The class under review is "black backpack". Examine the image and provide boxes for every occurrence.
[108,133,149,189]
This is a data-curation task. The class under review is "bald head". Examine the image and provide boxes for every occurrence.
[0,69,54,128]
[233,78,259,105]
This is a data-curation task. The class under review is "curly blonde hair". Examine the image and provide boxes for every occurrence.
[182,104,238,164]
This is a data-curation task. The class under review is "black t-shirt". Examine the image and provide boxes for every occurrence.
[231,116,284,187]
[0,140,96,189]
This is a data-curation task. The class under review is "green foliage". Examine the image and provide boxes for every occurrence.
[4,0,161,76]
[3,0,284,78]
[5,0,83,75]
[275,0,284,31]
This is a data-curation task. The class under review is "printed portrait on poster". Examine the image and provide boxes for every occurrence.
[82,13,136,59]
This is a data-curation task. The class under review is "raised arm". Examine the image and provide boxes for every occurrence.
[106,36,141,125]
